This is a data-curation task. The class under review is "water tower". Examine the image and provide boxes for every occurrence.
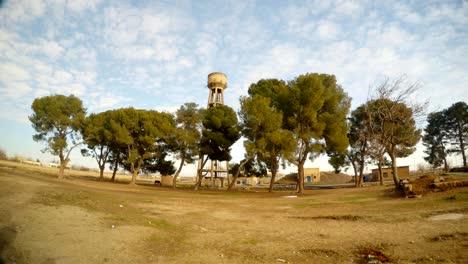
[199,72,229,187]
[207,72,227,107]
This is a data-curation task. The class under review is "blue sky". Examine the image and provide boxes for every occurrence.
[0,0,467,175]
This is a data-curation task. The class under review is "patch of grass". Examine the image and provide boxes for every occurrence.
[298,248,339,256]
[440,191,468,201]
[33,190,98,210]
[144,219,174,230]
[293,199,327,208]
[427,232,468,242]
[239,238,259,245]
[104,215,129,222]
[145,228,188,257]
[337,195,377,203]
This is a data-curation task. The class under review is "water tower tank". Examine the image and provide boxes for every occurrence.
[207,72,227,89]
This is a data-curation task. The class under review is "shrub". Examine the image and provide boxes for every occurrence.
[0,148,8,160]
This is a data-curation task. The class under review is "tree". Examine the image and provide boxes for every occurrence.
[444,102,468,167]
[234,93,295,192]
[194,105,240,190]
[106,108,176,185]
[29,94,86,178]
[423,111,448,170]
[366,99,421,188]
[365,76,424,190]
[172,103,203,187]
[328,153,348,174]
[284,74,350,194]
[81,111,114,181]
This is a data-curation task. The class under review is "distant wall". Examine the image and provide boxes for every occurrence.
[371,166,410,181]
[161,175,173,186]
[304,168,320,183]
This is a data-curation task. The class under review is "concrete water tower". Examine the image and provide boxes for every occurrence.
[199,72,229,188]
[207,72,227,108]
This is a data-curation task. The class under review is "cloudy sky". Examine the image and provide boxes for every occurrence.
[0,0,467,174]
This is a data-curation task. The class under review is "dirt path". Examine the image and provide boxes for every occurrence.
[1,165,467,263]
[0,167,152,264]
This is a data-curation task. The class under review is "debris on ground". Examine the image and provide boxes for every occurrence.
[400,174,468,197]
[292,215,365,221]
[357,247,390,263]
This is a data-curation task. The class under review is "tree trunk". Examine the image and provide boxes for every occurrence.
[457,122,467,167]
[443,158,449,172]
[111,156,119,182]
[228,157,251,190]
[129,161,139,185]
[388,151,401,190]
[297,161,305,194]
[357,159,365,187]
[58,164,65,179]
[58,158,69,179]
[268,158,279,193]
[173,154,186,188]
[99,165,105,181]
[348,158,358,187]
[194,156,208,191]
[378,158,383,185]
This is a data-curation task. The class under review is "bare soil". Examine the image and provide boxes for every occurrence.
[0,160,467,263]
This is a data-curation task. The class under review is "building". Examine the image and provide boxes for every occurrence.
[234,176,259,186]
[304,168,320,183]
[371,166,410,181]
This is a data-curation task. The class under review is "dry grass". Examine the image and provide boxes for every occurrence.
[0,162,467,263]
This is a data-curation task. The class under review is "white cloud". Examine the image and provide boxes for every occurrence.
[0,82,32,99]
[67,0,102,13]
[39,40,65,59]
[1,0,46,23]
[0,63,31,82]
[53,70,73,83]
[316,20,341,40]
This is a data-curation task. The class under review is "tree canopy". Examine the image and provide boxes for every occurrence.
[105,108,176,184]
[195,105,240,190]
[172,103,203,187]
[235,89,295,192]
[29,94,86,178]
[423,101,467,168]
[81,111,114,181]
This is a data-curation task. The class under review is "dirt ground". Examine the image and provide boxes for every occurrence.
[0,161,467,264]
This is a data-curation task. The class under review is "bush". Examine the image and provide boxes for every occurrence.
[449,167,468,173]
[0,148,7,160]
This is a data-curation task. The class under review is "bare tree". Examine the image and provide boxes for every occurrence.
[365,76,425,190]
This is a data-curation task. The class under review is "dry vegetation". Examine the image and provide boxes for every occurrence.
[0,160,467,263]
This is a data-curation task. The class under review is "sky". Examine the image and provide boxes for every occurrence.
[0,0,467,176]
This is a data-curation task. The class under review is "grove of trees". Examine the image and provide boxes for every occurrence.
[423,101,467,170]
[28,74,465,193]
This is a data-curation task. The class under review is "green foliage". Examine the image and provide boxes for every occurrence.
[366,98,420,187]
[81,111,116,179]
[173,103,203,178]
[287,73,350,192]
[247,74,351,193]
[286,73,350,155]
[423,102,468,168]
[328,153,348,173]
[200,105,240,161]
[423,111,447,169]
[229,157,268,177]
[444,102,468,166]
[29,94,86,177]
[104,108,176,182]
[239,93,295,185]
[29,94,86,156]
